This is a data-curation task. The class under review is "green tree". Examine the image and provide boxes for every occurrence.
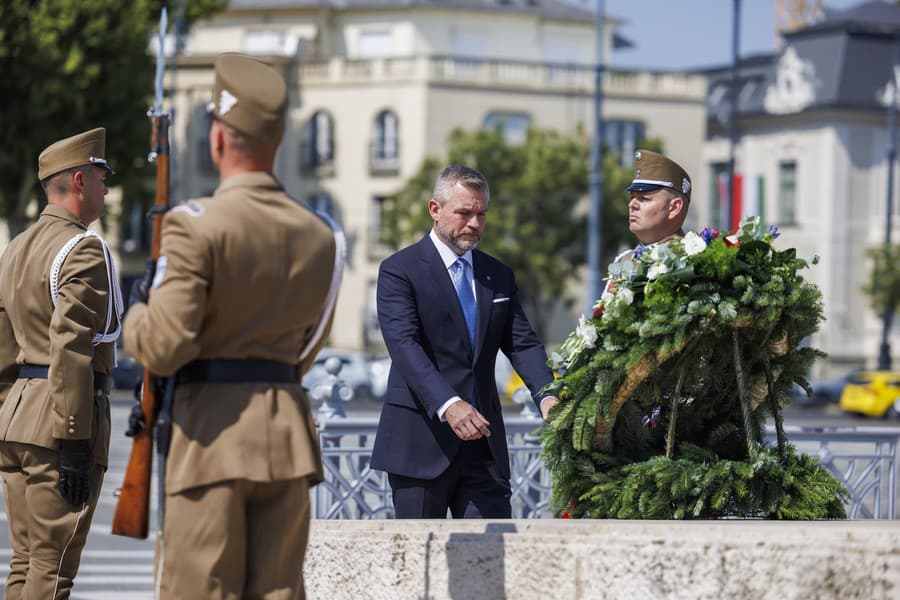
[381,126,660,338]
[862,242,900,365]
[0,0,225,236]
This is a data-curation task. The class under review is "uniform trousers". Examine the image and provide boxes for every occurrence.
[157,476,311,600]
[0,441,105,600]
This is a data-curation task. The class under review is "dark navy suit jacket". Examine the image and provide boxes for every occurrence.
[370,235,553,480]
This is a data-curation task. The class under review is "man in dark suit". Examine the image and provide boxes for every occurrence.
[371,164,558,519]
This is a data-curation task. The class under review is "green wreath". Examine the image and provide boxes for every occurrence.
[541,217,848,519]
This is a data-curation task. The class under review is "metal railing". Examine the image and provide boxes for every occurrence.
[775,426,898,519]
[313,414,900,520]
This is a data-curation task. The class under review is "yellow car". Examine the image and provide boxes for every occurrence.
[839,370,900,418]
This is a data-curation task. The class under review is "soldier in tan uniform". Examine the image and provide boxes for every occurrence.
[123,53,337,600]
[602,150,693,299]
[0,128,122,599]
[625,149,692,245]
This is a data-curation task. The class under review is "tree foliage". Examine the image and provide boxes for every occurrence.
[381,126,660,338]
[0,0,225,235]
[862,242,900,317]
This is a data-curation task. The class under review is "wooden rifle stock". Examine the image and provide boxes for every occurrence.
[111,113,170,539]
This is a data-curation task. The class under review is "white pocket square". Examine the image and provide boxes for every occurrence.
[492,297,510,303]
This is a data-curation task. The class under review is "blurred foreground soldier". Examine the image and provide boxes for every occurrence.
[0,128,122,599]
[124,53,339,599]
[625,149,692,245]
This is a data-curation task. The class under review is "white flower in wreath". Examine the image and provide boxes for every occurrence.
[608,258,635,280]
[648,244,671,262]
[600,279,616,301]
[682,231,707,256]
[576,314,598,348]
[617,287,634,305]
[647,262,670,281]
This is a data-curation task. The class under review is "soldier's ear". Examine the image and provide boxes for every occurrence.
[668,195,684,219]
[71,169,87,192]
[209,121,225,165]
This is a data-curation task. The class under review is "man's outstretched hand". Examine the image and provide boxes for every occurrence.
[540,396,560,421]
[444,401,491,441]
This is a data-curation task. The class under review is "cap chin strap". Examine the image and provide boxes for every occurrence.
[299,211,346,363]
[49,231,124,353]
[630,178,673,187]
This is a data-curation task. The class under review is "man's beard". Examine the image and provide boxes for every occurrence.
[436,221,479,252]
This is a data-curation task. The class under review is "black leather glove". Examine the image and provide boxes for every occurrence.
[124,392,145,437]
[129,257,156,309]
[57,439,93,505]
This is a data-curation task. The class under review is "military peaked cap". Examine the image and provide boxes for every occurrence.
[211,53,287,142]
[626,149,692,201]
[38,128,114,181]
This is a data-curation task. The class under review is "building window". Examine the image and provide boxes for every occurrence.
[307,191,335,217]
[197,109,216,175]
[301,111,335,175]
[777,160,797,225]
[244,30,299,56]
[451,30,487,58]
[483,111,531,146]
[371,111,399,175]
[358,30,393,58]
[709,162,731,232]
[368,195,392,258]
[604,120,646,166]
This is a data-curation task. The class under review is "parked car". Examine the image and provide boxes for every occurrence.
[839,370,900,418]
[112,352,143,391]
[808,372,856,404]
[791,371,856,406]
[303,349,376,401]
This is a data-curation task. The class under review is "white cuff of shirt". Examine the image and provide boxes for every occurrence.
[437,396,463,422]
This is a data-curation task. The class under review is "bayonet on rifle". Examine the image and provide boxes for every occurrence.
[111,7,170,539]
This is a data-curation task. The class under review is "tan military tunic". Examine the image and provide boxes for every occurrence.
[123,172,334,495]
[0,204,115,465]
[0,204,117,600]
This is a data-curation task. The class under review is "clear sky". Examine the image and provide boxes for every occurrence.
[602,0,868,71]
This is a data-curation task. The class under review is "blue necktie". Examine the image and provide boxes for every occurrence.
[451,258,477,346]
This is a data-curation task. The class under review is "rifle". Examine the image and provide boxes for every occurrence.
[112,7,170,539]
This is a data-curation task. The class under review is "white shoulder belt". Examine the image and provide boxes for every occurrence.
[299,211,346,362]
[49,230,124,346]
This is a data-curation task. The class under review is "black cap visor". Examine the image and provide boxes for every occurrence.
[626,182,666,193]
[89,156,115,175]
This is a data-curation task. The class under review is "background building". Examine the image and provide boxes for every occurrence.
[700,1,900,373]
[162,0,707,352]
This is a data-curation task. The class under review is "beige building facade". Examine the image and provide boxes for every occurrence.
[163,1,707,351]
[699,2,900,371]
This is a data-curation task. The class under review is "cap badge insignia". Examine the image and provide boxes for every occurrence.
[635,151,642,160]
[682,178,691,194]
[635,169,640,177]
[219,89,238,115]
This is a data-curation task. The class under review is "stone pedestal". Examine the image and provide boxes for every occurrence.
[306,519,900,599]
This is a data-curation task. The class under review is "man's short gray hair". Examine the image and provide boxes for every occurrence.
[432,165,489,205]
[40,166,79,195]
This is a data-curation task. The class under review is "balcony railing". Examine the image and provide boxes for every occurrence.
[313,416,900,520]
[297,56,706,99]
